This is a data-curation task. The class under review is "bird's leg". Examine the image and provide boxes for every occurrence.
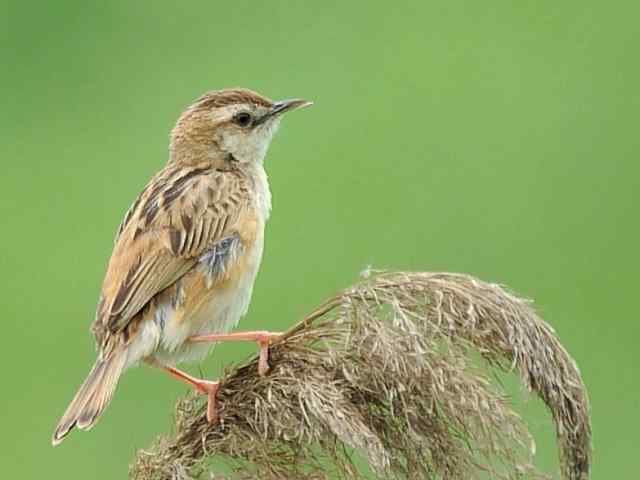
[156,364,220,423]
[187,330,283,376]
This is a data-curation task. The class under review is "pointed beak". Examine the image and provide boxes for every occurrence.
[272,98,313,114]
[255,98,313,126]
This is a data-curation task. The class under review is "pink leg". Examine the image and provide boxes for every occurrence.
[161,366,220,423]
[188,330,282,376]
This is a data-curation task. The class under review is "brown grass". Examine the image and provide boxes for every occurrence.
[130,271,591,480]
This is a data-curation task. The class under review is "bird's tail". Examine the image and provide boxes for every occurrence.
[52,351,126,446]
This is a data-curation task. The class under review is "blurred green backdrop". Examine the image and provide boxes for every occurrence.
[1,1,638,478]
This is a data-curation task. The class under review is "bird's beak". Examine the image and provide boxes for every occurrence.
[272,98,313,115]
[255,98,313,125]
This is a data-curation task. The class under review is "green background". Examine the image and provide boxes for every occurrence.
[1,1,638,478]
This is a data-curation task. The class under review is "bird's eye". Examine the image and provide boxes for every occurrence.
[233,112,253,127]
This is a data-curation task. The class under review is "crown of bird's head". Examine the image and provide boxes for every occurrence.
[169,88,312,167]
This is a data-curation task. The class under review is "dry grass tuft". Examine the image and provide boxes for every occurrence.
[130,271,591,480]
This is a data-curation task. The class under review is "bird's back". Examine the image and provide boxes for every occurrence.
[91,164,267,363]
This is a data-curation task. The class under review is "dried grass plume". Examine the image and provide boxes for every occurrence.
[131,271,591,480]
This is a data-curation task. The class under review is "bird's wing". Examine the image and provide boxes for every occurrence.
[92,164,250,342]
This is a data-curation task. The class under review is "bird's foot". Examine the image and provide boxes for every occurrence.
[159,366,221,423]
[206,384,220,423]
[195,379,221,423]
[188,330,283,376]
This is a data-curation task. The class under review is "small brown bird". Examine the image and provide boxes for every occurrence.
[52,88,312,445]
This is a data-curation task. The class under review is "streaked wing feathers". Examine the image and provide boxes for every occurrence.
[92,165,249,341]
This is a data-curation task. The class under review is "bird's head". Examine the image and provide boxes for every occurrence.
[169,88,312,167]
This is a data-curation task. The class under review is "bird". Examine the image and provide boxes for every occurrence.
[52,88,312,446]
